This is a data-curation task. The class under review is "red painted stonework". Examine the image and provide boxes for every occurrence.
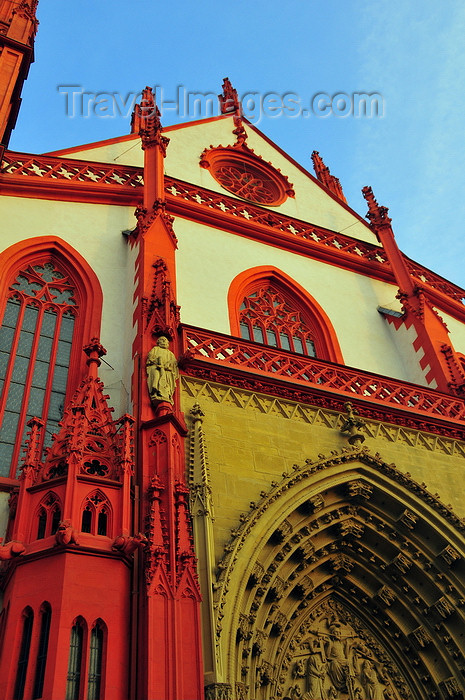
[0,341,135,699]
[363,186,465,394]
[3,18,465,696]
[130,90,204,700]
[0,0,38,154]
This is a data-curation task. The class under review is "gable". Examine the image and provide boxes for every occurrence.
[52,115,378,246]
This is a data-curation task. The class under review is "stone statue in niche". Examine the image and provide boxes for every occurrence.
[146,336,179,404]
[282,601,406,700]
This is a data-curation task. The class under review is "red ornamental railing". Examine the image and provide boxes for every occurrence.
[2,151,465,307]
[165,179,389,264]
[182,327,465,425]
[1,152,144,188]
[405,259,465,304]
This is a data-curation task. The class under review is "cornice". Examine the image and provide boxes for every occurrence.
[181,375,465,454]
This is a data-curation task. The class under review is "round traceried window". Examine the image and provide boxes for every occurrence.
[200,147,294,206]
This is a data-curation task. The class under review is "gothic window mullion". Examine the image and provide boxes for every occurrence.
[0,296,24,411]
[0,300,25,476]
[8,302,43,474]
[239,284,318,358]
[43,309,76,455]
[30,306,64,466]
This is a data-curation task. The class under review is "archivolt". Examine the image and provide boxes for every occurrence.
[214,446,465,700]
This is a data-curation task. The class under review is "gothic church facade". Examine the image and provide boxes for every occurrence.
[0,3,465,699]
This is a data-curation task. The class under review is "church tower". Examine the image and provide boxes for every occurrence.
[0,340,136,700]
[0,0,38,156]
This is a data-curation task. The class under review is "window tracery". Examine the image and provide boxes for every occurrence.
[35,492,61,540]
[229,267,344,364]
[80,491,111,537]
[239,285,317,357]
[200,145,294,206]
[0,262,77,477]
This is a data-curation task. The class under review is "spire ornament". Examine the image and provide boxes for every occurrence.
[362,185,392,228]
[131,86,170,155]
[311,151,347,203]
[218,77,241,115]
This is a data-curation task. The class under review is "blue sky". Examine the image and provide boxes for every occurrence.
[10,1,465,289]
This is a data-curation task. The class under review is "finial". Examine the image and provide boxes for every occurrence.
[218,77,241,115]
[362,186,391,227]
[311,151,347,203]
[131,86,170,155]
[21,416,44,475]
[190,403,205,423]
[83,338,106,371]
[340,402,365,446]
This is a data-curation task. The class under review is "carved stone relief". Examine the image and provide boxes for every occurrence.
[281,600,409,700]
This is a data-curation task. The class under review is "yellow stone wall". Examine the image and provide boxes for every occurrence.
[182,375,465,565]
[183,375,465,695]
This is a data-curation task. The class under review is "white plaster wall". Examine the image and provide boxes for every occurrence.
[0,196,136,416]
[59,117,378,246]
[174,218,416,382]
[440,310,465,356]
[55,135,141,168]
[382,320,434,388]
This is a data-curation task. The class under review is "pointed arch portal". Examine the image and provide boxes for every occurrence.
[214,448,465,700]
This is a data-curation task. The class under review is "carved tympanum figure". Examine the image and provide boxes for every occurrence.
[325,623,349,692]
[361,659,385,700]
[146,336,179,404]
[283,601,407,700]
[293,659,306,679]
[304,642,327,700]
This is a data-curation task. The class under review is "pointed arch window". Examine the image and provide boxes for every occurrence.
[80,491,112,537]
[97,511,108,537]
[13,607,34,700]
[34,492,61,541]
[87,621,105,700]
[0,238,103,482]
[65,620,84,700]
[0,262,76,477]
[229,268,344,364]
[37,509,47,540]
[81,507,92,533]
[32,603,51,700]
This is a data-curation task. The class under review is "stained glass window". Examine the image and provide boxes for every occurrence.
[32,604,51,700]
[65,622,83,700]
[13,609,33,700]
[0,262,77,477]
[87,623,104,700]
[239,286,317,357]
